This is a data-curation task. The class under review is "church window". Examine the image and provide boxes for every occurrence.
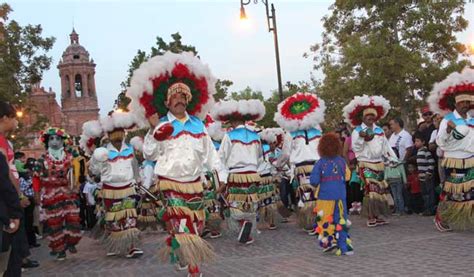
[75,74,82,97]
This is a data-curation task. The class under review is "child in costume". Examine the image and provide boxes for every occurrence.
[310,132,353,256]
[212,99,266,244]
[343,95,398,227]
[35,127,82,261]
[274,92,326,234]
[130,136,160,232]
[258,127,285,230]
[89,112,143,258]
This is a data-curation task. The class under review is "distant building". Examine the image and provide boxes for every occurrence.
[21,29,100,157]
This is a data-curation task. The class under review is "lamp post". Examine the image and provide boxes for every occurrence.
[240,0,284,101]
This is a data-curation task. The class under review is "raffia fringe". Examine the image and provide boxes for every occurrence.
[159,233,216,265]
[438,200,474,230]
[359,161,385,171]
[138,215,158,223]
[258,191,275,200]
[140,202,156,209]
[229,173,261,184]
[104,227,141,255]
[159,179,203,194]
[227,193,259,203]
[277,201,291,218]
[260,176,274,185]
[259,204,276,225]
[295,165,313,175]
[367,191,391,201]
[442,157,474,169]
[366,178,389,189]
[444,180,474,194]
[105,208,137,221]
[297,200,316,230]
[102,186,136,200]
[166,206,206,221]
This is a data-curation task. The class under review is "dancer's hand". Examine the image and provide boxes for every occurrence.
[446,120,455,133]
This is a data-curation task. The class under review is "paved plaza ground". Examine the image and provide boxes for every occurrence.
[25,214,474,277]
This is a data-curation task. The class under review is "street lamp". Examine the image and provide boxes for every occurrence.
[240,0,284,101]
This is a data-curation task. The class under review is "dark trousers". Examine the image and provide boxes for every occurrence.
[85,205,97,230]
[408,193,424,214]
[346,181,364,209]
[24,198,36,246]
[4,212,30,277]
[279,177,296,208]
[421,176,435,214]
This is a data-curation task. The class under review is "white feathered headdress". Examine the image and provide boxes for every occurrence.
[79,120,103,156]
[342,94,391,126]
[260,127,285,144]
[126,51,217,128]
[99,112,138,133]
[211,99,266,122]
[274,92,325,132]
[427,67,474,114]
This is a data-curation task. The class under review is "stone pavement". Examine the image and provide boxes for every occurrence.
[25,214,474,277]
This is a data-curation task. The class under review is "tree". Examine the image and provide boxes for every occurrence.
[230,86,264,101]
[307,1,470,128]
[0,3,55,104]
[114,32,232,111]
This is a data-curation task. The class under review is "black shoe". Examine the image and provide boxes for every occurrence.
[22,259,40,269]
[29,243,41,248]
[57,251,66,261]
[68,245,78,254]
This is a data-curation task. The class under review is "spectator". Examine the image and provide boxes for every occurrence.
[414,133,436,216]
[406,163,424,214]
[417,106,436,145]
[347,158,363,215]
[388,117,413,161]
[19,169,40,249]
[384,159,407,216]
[382,123,392,140]
[14,152,27,175]
[0,152,22,275]
[82,176,99,229]
[428,114,444,206]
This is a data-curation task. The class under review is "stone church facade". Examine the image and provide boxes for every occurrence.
[21,29,100,157]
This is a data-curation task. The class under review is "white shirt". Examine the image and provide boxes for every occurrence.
[82,181,97,206]
[388,129,413,160]
[429,129,443,158]
[436,110,474,159]
[352,123,398,163]
[143,112,220,182]
[89,142,139,187]
[218,125,263,181]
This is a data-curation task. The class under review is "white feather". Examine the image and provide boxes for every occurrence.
[260,128,285,144]
[206,121,225,142]
[274,92,326,132]
[99,112,138,133]
[342,94,391,126]
[428,67,474,114]
[211,99,266,122]
[126,51,217,127]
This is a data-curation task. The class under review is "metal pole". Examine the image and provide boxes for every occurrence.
[270,4,284,102]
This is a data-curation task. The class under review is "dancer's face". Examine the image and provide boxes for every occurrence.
[48,135,63,150]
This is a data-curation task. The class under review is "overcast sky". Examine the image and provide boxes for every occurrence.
[8,0,474,115]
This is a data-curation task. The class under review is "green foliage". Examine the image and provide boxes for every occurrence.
[0,3,55,104]
[307,0,470,128]
[230,86,264,101]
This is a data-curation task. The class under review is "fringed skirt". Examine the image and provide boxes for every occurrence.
[314,199,353,255]
[203,171,223,232]
[226,172,260,235]
[156,177,215,267]
[358,161,391,219]
[42,181,82,253]
[102,183,141,254]
[438,157,474,230]
[258,174,278,226]
[295,163,317,230]
[136,185,162,231]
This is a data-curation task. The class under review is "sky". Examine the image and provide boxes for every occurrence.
[7,0,474,115]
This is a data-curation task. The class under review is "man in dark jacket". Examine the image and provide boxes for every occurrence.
[0,152,22,274]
